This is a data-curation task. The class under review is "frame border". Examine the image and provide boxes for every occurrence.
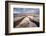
[5,1,45,35]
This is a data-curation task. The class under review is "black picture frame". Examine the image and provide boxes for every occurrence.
[5,1,45,35]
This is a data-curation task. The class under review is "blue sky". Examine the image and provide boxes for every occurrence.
[13,8,39,14]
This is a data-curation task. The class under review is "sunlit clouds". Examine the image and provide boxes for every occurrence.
[13,8,39,14]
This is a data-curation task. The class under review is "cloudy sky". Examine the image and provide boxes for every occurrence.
[13,8,39,14]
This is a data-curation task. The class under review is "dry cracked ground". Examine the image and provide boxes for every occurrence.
[14,14,39,28]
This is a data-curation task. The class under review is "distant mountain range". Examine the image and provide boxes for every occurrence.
[13,13,39,17]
